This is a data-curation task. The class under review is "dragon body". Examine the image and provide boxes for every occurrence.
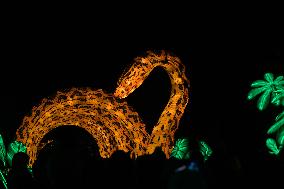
[16,50,190,167]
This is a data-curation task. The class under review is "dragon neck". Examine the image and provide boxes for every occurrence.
[147,55,190,157]
[115,50,190,158]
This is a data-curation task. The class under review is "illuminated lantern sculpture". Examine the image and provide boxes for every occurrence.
[248,73,284,155]
[171,138,190,160]
[16,50,190,167]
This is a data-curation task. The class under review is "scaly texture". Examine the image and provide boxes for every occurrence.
[16,88,149,166]
[16,50,190,167]
[114,50,190,158]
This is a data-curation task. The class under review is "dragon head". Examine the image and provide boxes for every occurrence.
[114,56,156,99]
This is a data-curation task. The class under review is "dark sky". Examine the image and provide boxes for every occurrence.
[1,14,283,187]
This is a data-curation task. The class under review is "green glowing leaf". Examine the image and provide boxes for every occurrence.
[279,80,284,85]
[266,138,279,155]
[6,141,27,166]
[257,88,272,111]
[0,169,8,189]
[248,73,284,108]
[271,92,281,106]
[0,134,6,166]
[251,80,267,87]
[277,126,284,146]
[276,111,284,121]
[275,88,284,93]
[171,138,190,160]
[247,86,269,100]
[278,136,284,146]
[199,141,212,161]
[264,73,274,83]
[267,112,284,134]
[272,92,284,105]
[274,76,284,84]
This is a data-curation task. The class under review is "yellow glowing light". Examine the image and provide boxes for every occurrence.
[16,50,190,167]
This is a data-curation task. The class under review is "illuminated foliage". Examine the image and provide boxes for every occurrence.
[276,126,284,150]
[248,73,284,111]
[171,138,212,161]
[0,134,6,167]
[0,134,8,189]
[16,50,190,167]
[0,134,27,189]
[272,90,284,106]
[0,169,8,189]
[6,141,27,167]
[248,72,284,156]
[171,138,190,160]
[0,136,27,167]
[199,140,213,161]
[266,138,280,155]
[268,111,284,134]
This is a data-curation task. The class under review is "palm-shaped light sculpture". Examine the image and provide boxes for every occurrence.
[0,133,27,189]
[248,73,284,111]
[248,73,284,155]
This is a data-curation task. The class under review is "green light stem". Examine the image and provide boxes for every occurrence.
[0,170,8,189]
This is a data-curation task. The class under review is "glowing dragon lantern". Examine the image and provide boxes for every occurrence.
[114,50,190,156]
[16,50,190,167]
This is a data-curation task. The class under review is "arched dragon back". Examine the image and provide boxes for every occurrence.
[16,50,190,167]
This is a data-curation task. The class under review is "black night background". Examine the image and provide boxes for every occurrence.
[1,13,283,189]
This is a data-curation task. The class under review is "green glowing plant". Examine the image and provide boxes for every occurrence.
[0,170,7,189]
[0,133,28,189]
[199,141,213,161]
[6,141,27,167]
[0,134,27,167]
[0,134,8,189]
[268,110,284,134]
[266,138,280,155]
[248,72,284,155]
[247,73,284,111]
[170,138,212,161]
[170,138,190,160]
[0,134,6,167]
